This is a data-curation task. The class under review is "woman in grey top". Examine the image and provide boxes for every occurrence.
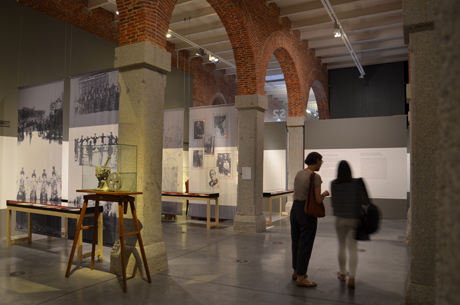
[291,152,330,287]
[330,160,363,289]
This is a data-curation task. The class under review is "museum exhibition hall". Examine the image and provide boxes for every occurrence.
[0,0,459,304]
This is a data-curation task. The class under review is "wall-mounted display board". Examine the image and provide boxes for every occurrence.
[67,69,119,245]
[188,105,237,219]
[15,80,64,237]
[305,116,408,219]
[162,109,184,215]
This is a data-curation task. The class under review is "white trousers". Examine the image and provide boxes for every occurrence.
[335,217,360,278]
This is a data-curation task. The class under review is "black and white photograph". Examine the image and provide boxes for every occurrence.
[213,114,228,137]
[194,120,205,140]
[216,152,232,178]
[204,135,215,156]
[69,70,119,128]
[16,80,64,236]
[67,198,118,246]
[162,150,182,192]
[206,167,219,189]
[192,149,204,169]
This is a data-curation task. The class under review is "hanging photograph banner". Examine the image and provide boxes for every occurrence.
[162,109,184,215]
[67,69,119,246]
[16,80,64,237]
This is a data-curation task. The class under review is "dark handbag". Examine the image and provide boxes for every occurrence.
[304,172,325,218]
[355,178,380,240]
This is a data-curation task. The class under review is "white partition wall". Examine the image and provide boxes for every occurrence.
[305,116,409,219]
[188,105,238,219]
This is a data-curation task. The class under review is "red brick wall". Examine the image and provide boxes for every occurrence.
[20,0,330,118]
[17,0,119,44]
[167,42,238,107]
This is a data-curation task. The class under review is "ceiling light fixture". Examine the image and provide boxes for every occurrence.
[333,22,341,38]
[209,53,219,63]
[196,48,206,57]
[166,30,172,38]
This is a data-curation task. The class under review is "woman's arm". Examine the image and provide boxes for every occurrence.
[314,185,330,204]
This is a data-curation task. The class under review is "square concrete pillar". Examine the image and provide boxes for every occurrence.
[435,1,460,304]
[110,42,171,278]
[286,117,306,191]
[403,1,436,303]
[233,94,267,233]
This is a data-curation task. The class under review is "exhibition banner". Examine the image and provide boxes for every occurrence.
[188,105,238,219]
[67,69,119,245]
[16,80,64,236]
[162,109,184,215]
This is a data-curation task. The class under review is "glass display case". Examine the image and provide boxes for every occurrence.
[82,144,137,192]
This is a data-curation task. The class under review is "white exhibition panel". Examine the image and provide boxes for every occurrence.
[189,105,238,210]
[306,148,407,199]
[62,141,69,200]
[1,136,18,209]
[263,150,286,191]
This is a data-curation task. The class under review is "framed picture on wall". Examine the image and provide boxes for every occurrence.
[216,152,232,178]
[193,120,205,140]
[204,135,215,156]
[213,114,228,138]
[192,149,204,169]
[206,167,220,190]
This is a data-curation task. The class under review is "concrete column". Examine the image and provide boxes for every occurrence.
[287,117,305,191]
[435,2,460,304]
[110,42,170,277]
[403,1,436,304]
[233,94,267,233]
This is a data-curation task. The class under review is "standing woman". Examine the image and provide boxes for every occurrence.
[330,160,362,288]
[291,152,330,287]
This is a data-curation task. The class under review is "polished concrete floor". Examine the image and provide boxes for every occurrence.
[0,213,410,305]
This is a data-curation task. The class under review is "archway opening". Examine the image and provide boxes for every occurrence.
[264,55,288,122]
[306,88,319,120]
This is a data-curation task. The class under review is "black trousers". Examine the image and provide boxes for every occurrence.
[290,200,318,275]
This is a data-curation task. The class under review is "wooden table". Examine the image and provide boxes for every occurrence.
[65,190,151,293]
[6,200,103,262]
[162,192,219,229]
[263,190,294,226]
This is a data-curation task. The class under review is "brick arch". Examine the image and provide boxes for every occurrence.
[259,31,306,118]
[211,93,227,105]
[306,69,330,120]
[116,0,259,95]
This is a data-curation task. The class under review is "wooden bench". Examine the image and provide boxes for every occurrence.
[162,192,219,229]
[263,190,294,226]
[6,200,103,263]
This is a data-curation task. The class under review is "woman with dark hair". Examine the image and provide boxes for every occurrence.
[291,152,330,287]
[331,160,363,289]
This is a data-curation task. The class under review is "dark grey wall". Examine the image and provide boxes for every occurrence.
[305,116,407,149]
[329,61,408,119]
[0,0,118,139]
[165,67,193,149]
[264,122,287,150]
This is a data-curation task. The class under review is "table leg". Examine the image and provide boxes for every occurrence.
[129,201,151,283]
[66,201,88,278]
[6,208,11,247]
[118,202,127,293]
[215,198,219,228]
[27,212,32,243]
[280,198,283,216]
[98,212,103,260]
[91,200,100,270]
[269,198,272,226]
[207,199,211,230]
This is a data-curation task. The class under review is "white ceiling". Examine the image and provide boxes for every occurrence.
[93,0,407,106]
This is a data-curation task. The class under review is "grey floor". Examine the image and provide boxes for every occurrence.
[0,212,410,305]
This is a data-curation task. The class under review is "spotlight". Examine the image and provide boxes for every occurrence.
[116,11,119,15]
[166,30,172,38]
[333,22,341,38]
[208,53,219,63]
[196,48,205,57]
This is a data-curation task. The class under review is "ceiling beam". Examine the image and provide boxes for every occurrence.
[280,0,358,17]
[315,37,405,57]
[292,1,402,29]
[170,6,216,25]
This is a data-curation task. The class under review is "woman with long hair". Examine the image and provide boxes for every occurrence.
[331,160,363,288]
[291,152,330,287]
